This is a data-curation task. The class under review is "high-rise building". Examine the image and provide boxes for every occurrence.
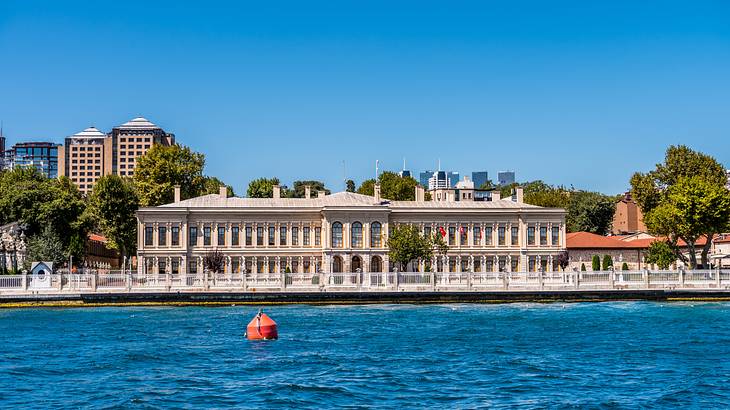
[3,141,59,178]
[110,117,174,177]
[498,171,516,186]
[472,171,488,189]
[58,127,113,195]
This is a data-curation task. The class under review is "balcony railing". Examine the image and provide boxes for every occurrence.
[1,268,730,295]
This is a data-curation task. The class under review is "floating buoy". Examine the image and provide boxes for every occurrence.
[245,309,278,340]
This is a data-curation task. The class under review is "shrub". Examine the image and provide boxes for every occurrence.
[602,255,613,270]
[581,263,586,271]
[592,255,600,271]
[622,262,629,271]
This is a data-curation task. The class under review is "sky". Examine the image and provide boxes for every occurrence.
[1,0,729,195]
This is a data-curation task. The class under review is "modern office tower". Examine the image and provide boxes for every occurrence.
[419,171,433,188]
[3,141,60,177]
[498,171,516,186]
[110,117,175,177]
[58,127,113,195]
[471,171,488,188]
[421,170,459,188]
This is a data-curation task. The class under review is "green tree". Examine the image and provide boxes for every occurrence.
[645,241,676,270]
[357,172,420,200]
[631,145,730,268]
[203,249,224,273]
[202,176,235,197]
[25,225,66,269]
[478,180,495,190]
[290,180,329,198]
[86,175,139,261]
[387,225,434,271]
[247,177,280,198]
[592,255,601,271]
[602,254,613,270]
[556,251,570,271]
[345,179,356,193]
[566,191,616,235]
[134,144,207,206]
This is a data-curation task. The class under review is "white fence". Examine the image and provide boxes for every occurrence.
[1,269,730,295]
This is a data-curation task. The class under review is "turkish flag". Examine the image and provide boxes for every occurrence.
[439,226,447,237]
[459,226,465,235]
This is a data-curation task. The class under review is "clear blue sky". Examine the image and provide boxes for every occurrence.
[1,0,729,195]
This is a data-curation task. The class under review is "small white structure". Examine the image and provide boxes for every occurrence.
[29,261,53,289]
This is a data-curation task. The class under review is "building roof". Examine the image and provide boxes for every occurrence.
[116,117,160,130]
[72,127,106,138]
[155,191,548,211]
[567,232,656,249]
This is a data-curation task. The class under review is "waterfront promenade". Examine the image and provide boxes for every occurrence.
[2,269,730,304]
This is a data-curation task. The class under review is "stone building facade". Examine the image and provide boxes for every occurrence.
[136,186,566,275]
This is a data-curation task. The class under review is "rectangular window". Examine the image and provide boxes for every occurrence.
[473,226,481,246]
[424,226,431,238]
[145,225,153,246]
[485,227,493,245]
[498,226,505,246]
[511,258,519,272]
[171,226,179,246]
[540,226,547,246]
[528,256,536,272]
[257,227,264,246]
[486,259,494,272]
[511,227,519,246]
[171,259,179,274]
[188,260,198,274]
[218,226,226,246]
[280,226,287,246]
[232,226,240,246]
[551,227,559,246]
[303,227,311,246]
[268,227,275,246]
[246,226,252,246]
[448,227,456,245]
[315,227,321,246]
[232,259,240,273]
[158,226,167,246]
[528,227,536,245]
[292,227,299,246]
[460,226,467,246]
[159,260,166,274]
[203,227,211,246]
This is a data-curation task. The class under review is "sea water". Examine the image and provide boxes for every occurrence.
[2,302,730,408]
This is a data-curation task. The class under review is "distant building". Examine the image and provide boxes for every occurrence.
[58,127,113,195]
[110,117,175,177]
[498,171,515,186]
[399,169,411,178]
[0,134,5,158]
[611,192,646,235]
[472,171,488,188]
[3,141,59,178]
[428,175,498,203]
[420,170,459,188]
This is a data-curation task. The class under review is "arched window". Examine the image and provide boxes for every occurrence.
[370,222,382,248]
[352,256,362,272]
[332,222,343,248]
[332,256,343,273]
[351,222,363,248]
[371,256,382,272]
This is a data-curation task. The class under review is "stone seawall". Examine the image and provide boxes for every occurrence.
[3,289,730,307]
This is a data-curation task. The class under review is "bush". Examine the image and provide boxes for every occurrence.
[602,255,613,270]
[581,263,586,271]
[592,255,600,271]
[622,262,629,271]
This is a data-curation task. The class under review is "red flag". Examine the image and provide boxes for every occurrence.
[439,226,447,237]
[459,226,465,235]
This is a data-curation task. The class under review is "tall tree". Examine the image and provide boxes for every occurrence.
[202,176,235,197]
[290,180,329,198]
[387,224,434,271]
[631,145,730,268]
[25,226,66,269]
[645,241,676,270]
[345,179,356,193]
[566,191,616,235]
[133,144,207,206]
[357,172,419,200]
[247,177,280,198]
[86,175,139,262]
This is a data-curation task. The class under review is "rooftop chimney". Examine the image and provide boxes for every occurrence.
[273,185,281,199]
[415,185,425,202]
[492,191,501,201]
[317,190,326,199]
[516,187,524,203]
[374,183,381,202]
[219,186,228,199]
[305,185,312,199]
[174,185,181,203]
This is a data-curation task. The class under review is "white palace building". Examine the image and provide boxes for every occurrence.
[136,184,566,275]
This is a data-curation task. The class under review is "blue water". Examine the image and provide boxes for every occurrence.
[2,303,730,408]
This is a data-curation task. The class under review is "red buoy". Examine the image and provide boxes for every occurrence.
[246,310,278,340]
